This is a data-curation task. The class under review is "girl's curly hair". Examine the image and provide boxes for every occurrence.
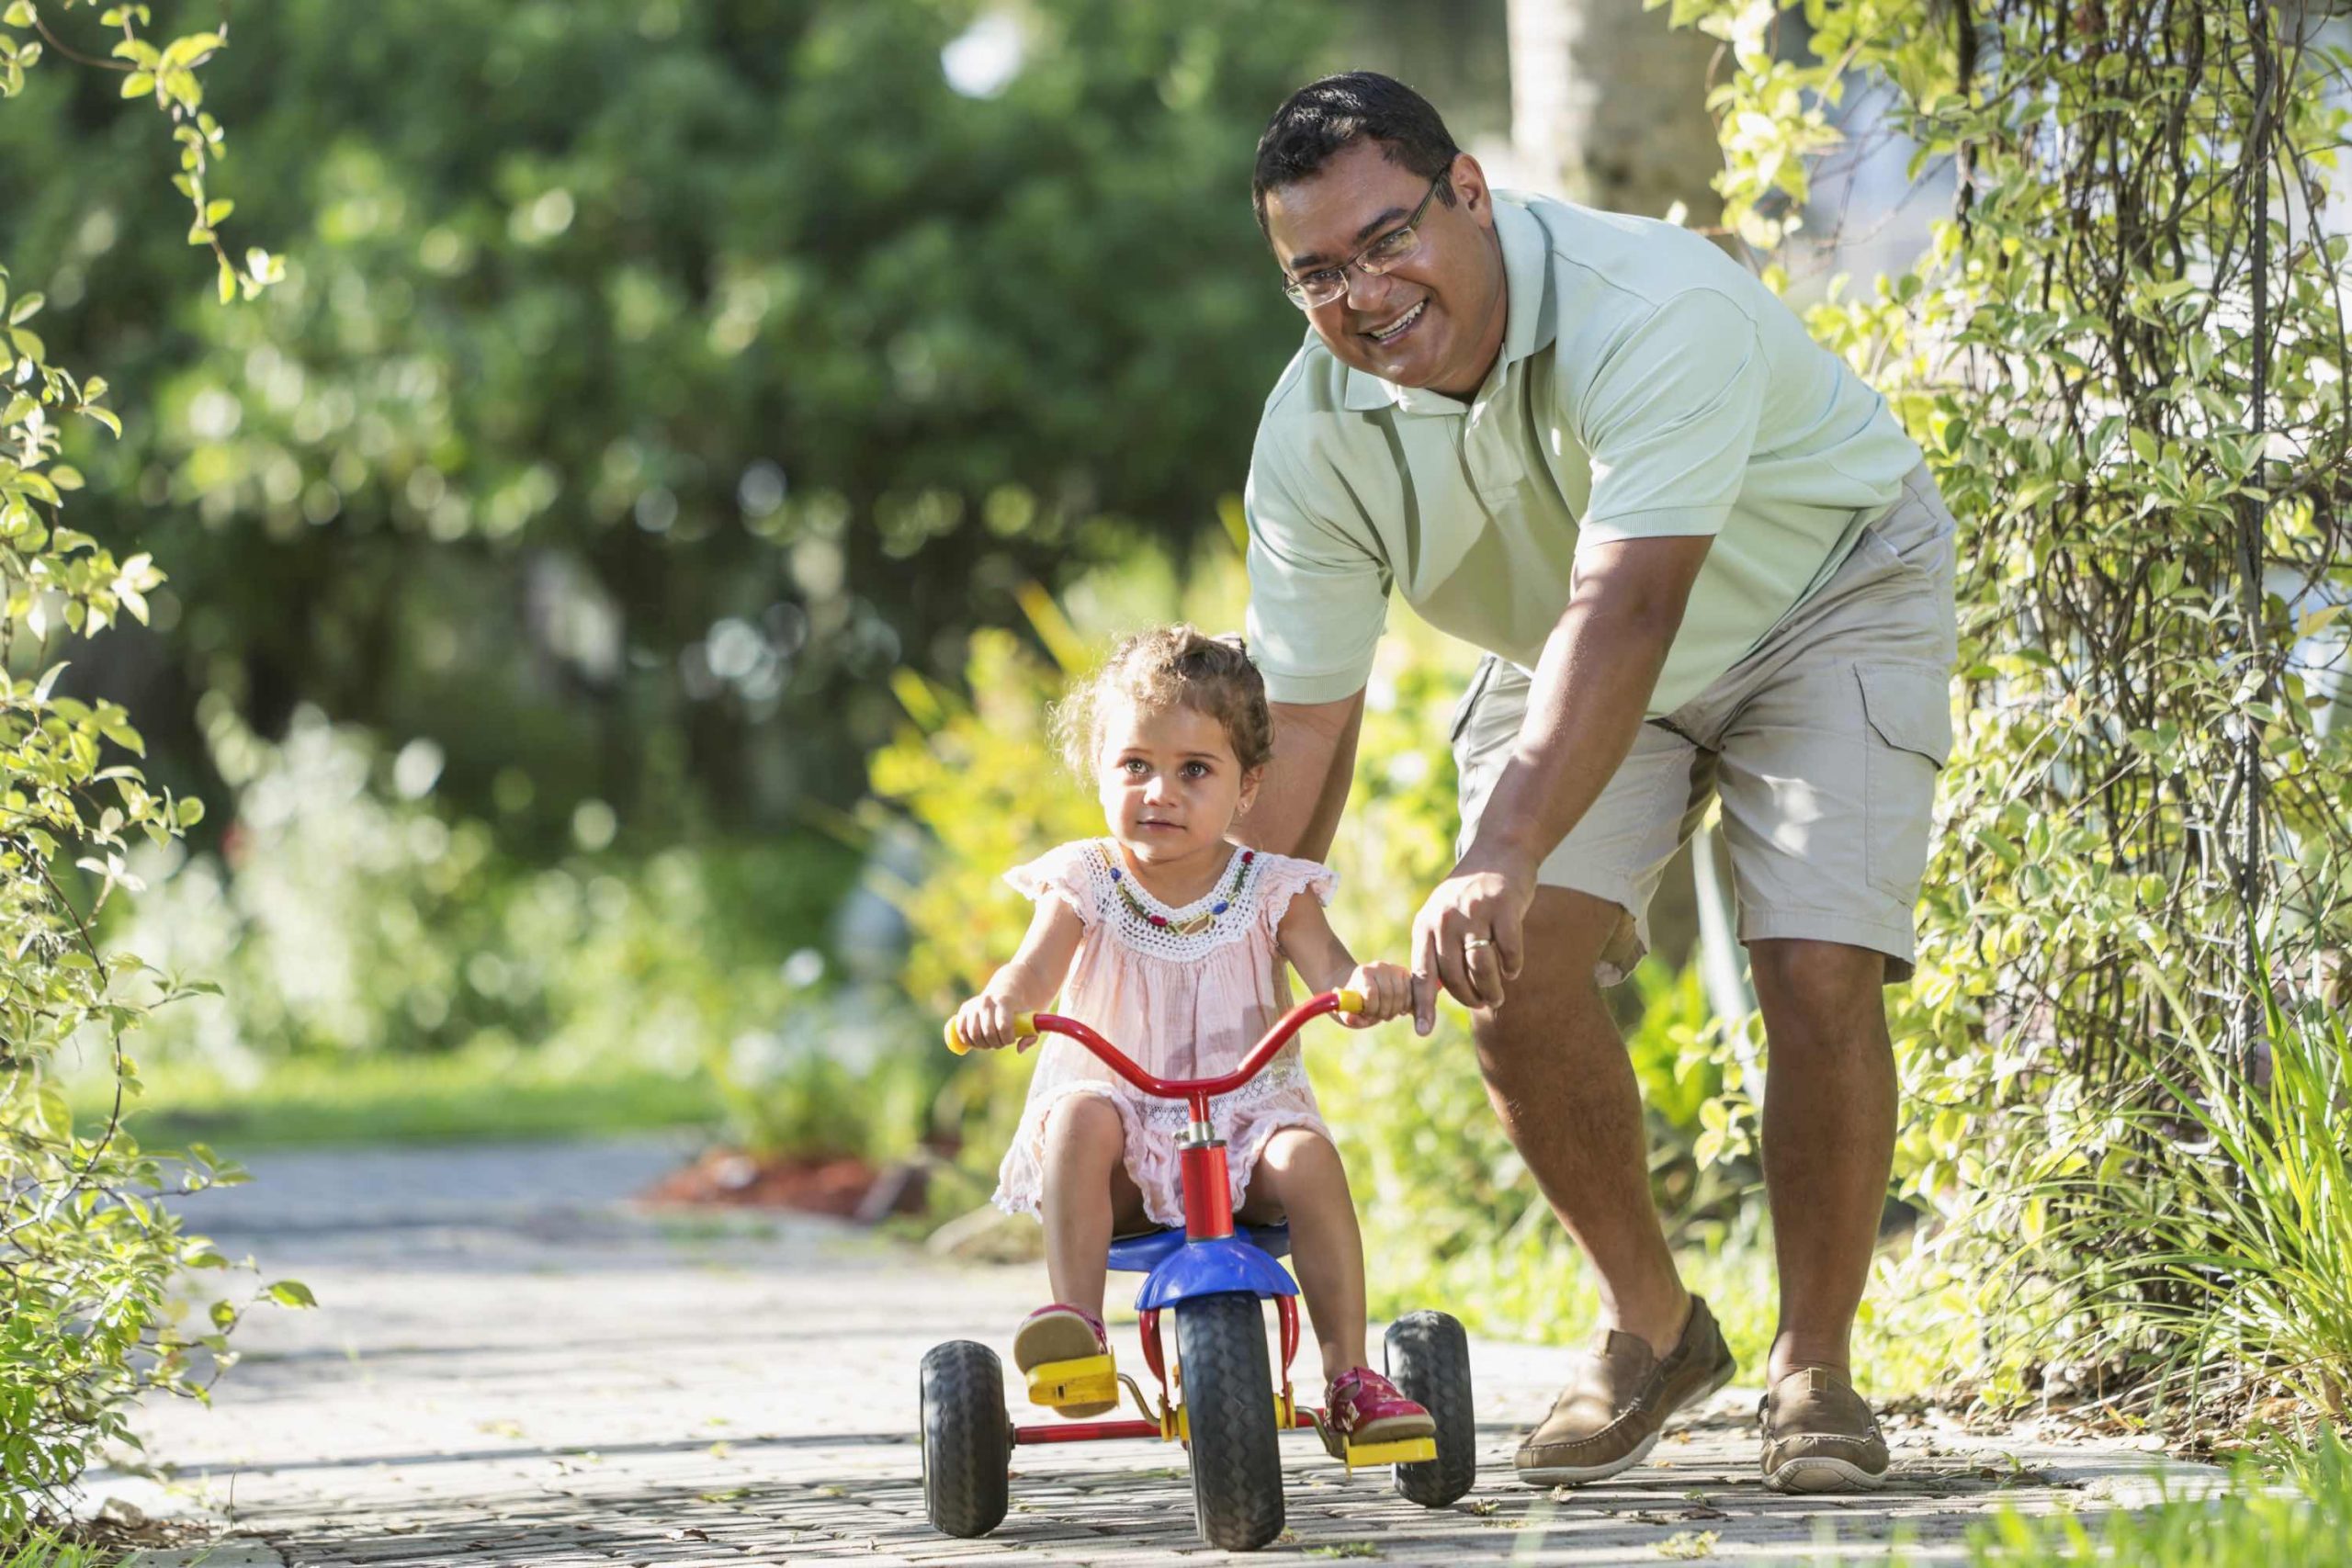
[1052,625,1275,778]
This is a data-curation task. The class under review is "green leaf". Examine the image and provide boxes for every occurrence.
[7,290,41,324]
[266,1280,319,1309]
[121,69,155,98]
[2,2,36,26]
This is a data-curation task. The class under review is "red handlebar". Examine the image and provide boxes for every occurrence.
[944,988,1366,1126]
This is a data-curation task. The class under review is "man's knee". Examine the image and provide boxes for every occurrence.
[1749,940,1892,1055]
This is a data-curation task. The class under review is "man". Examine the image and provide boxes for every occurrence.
[1236,73,1957,1495]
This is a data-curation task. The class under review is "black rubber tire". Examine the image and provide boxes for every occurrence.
[1385,1310,1477,1507]
[920,1340,1011,1538]
[1173,1292,1285,1551]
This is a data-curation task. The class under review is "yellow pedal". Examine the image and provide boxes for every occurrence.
[1338,1435,1438,1472]
[1024,1352,1117,1410]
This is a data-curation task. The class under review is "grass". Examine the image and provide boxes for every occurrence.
[67,1039,722,1152]
[1905,1431,2352,1566]
[0,1529,103,1568]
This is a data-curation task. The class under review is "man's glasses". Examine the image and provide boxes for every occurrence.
[1281,174,1446,311]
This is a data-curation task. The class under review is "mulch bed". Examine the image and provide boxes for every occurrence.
[639,1147,926,1220]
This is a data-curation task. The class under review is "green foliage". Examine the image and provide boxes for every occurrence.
[1902,1430,2352,1567]
[1657,0,2352,1419]
[85,1039,722,1150]
[1,1,299,1536]
[111,709,855,1068]
[0,0,1330,838]
[0,1526,103,1568]
[2026,971,2352,1420]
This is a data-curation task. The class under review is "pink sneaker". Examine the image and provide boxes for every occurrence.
[1013,1304,1118,1418]
[1325,1366,1435,1446]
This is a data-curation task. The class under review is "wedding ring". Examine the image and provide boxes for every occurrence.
[1464,936,1496,950]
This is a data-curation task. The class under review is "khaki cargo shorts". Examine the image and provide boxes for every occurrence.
[1451,461,1959,986]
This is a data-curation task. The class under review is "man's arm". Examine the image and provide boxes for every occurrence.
[1235,691,1365,862]
[1408,533,1712,1027]
[1468,535,1712,876]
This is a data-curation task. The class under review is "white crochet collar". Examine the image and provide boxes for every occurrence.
[1084,840,1267,962]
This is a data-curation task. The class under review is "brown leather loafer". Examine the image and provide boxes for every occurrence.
[1759,1365,1889,1493]
[1514,1295,1736,1485]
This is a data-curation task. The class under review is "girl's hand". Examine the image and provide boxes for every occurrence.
[1337,962,1411,1028]
[951,992,1035,1052]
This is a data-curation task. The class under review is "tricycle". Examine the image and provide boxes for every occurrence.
[921,988,1477,1551]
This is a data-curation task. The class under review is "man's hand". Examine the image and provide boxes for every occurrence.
[1334,960,1412,1029]
[1408,847,1536,1032]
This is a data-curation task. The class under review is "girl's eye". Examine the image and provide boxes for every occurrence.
[1182,761,1209,778]
[1123,759,1148,774]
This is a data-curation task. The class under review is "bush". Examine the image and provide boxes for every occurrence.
[1669,0,2352,1420]
[105,706,890,1157]
[1,6,294,1538]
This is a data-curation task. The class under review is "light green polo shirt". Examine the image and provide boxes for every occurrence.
[1242,191,1924,714]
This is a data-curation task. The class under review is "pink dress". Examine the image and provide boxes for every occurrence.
[991,839,1340,1229]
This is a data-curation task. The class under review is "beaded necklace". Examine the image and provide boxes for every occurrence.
[1100,841,1257,937]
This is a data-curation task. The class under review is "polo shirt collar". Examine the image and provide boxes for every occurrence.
[1341,196,1558,415]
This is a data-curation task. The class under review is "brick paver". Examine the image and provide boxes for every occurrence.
[117,1139,2211,1566]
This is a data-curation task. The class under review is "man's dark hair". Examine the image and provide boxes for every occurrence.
[1251,73,1462,237]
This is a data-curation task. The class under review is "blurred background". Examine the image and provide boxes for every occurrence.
[5,0,1961,1373]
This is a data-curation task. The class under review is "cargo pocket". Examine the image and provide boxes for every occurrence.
[1857,660,1953,901]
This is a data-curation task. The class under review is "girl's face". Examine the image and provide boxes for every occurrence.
[1095,696,1263,866]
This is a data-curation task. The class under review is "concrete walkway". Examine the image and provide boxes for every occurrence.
[108,1139,2210,1566]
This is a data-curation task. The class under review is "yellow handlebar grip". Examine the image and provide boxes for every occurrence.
[1335,987,1367,1014]
[944,1012,1042,1054]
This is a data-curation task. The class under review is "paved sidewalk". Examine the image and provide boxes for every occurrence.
[114,1140,2210,1566]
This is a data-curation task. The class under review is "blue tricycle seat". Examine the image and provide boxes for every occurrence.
[1108,1223,1290,1273]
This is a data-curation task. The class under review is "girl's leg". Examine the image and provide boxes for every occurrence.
[1237,1127,1367,1381]
[1038,1094,1148,1314]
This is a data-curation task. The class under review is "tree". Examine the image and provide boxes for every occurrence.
[0,0,1332,845]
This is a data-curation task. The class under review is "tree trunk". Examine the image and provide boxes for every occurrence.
[1507,0,1724,224]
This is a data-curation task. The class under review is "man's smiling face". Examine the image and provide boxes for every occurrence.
[1261,139,1507,399]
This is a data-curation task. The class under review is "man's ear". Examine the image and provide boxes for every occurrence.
[1449,152,1491,220]
[1236,764,1268,817]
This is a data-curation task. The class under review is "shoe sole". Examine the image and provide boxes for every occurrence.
[1765,1456,1886,1494]
[1513,1355,1737,1487]
[1015,1314,1118,1420]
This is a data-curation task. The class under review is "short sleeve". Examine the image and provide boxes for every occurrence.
[1575,289,1766,547]
[1242,433,1390,706]
[1003,842,1097,927]
[1256,853,1340,935]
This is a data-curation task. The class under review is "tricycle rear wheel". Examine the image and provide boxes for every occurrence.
[1385,1310,1476,1507]
[1175,1292,1285,1550]
[920,1340,1011,1538]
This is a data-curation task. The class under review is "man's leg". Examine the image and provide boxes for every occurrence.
[1470,886,1688,1356]
[1746,938,1896,1383]
[1482,886,1736,1487]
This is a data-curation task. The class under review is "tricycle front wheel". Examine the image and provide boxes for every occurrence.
[1175,1292,1285,1551]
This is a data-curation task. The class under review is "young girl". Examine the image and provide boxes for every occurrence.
[949,626,1433,1447]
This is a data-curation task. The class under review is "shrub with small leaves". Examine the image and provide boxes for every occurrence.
[1,0,300,1538]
